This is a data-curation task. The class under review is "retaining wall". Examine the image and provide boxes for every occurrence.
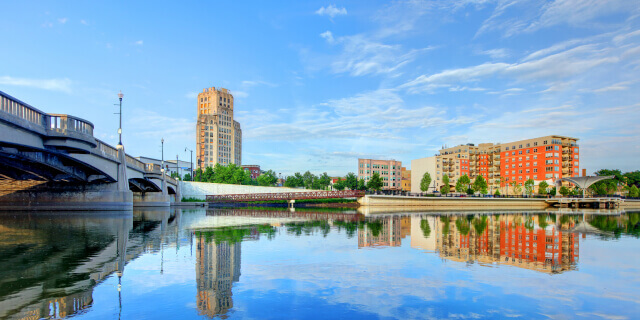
[180,181,319,200]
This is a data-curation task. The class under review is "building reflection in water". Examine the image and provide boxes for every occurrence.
[195,234,241,318]
[408,214,579,274]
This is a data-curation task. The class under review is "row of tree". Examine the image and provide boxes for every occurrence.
[179,163,279,186]
[419,172,489,195]
[589,169,640,196]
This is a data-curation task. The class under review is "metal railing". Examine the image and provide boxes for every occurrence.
[206,190,365,202]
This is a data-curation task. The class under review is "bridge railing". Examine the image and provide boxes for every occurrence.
[0,91,47,128]
[95,139,119,161]
[125,155,146,172]
[47,114,94,136]
[206,190,365,202]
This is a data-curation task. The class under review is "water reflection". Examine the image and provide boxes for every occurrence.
[0,212,131,319]
[0,208,638,319]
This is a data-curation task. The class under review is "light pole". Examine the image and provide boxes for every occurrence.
[176,154,180,179]
[117,91,123,146]
[185,147,193,180]
[161,138,164,173]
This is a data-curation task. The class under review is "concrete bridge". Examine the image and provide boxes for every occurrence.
[0,90,180,210]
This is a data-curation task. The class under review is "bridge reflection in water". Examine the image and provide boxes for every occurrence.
[1,208,637,319]
[0,208,181,320]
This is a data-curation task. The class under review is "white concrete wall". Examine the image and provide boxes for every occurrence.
[411,156,438,193]
[180,181,318,200]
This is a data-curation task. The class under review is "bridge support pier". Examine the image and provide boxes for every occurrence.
[0,183,133,211]
[133,192,170,207]
[288,200,295,208]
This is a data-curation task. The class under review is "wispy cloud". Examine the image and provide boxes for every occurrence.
[241,80,277,88]
[328,34,434,76]
[477,48,510,59]
[58,18,67,24]
[477,0,640,37]
[0,76,72,93]
[134,40,143,46]
[315,5,347,19]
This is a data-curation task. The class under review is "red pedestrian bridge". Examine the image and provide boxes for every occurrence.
[206,190,365,202]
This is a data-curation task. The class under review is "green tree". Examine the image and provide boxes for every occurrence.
[318,172,331,190]
[170,172,181,180]
[591,169,624,195]
[524,179,535,196]
[183,173,192,181]
[456,174,470,193]
[302,171,317,189]
[549,186,557,196]
[333,178,346,191]
[367,172,384,191]
[559,185,570,196]
[510,181,522,195]
[628,185,639,197]
[194,168,204,182]
[624,171,640,188]
[357,178,367,191]
[204,166,215,182]
[285,172,304,188]
[344,172,358,190]
[473,175,488,194]
[494,189,501,196]
[257,170,278,186]
[420,172,432,192]
[442,175,450,194]
[538,181,549,195]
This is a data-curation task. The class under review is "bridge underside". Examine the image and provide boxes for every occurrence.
[0,143,114,184]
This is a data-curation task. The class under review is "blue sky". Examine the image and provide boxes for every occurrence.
[1,0,639,176]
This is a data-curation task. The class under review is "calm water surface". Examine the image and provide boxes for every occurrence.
[1,208,639,319]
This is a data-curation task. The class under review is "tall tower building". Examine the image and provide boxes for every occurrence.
[196,87,242,170]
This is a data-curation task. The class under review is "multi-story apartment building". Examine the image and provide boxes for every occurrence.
[434,135,579,194]
[357,158,402,191]
[401,167,411,192]
[196,87,242,170]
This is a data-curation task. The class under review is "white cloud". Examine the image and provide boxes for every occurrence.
[0,76,72,93]
[241,80,277,88]
[401,40,630,93]
[80,19,88,25]
[58,18,67,24]
[320,30,334,44]
[477,0,640,37]
[134,40,143,46]
[478,48,510,59]
[329,34,434,76]
[592,81,632,93]
[315,5,347,19]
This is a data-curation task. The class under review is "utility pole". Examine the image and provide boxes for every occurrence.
[176,154,179,179]
[161,138,164,173]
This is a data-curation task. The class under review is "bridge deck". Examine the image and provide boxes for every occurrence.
[206,190,364,202]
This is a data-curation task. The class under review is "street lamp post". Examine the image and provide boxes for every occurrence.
[117,91,123,146]
[176,154,179,179]
[161,138,164,173]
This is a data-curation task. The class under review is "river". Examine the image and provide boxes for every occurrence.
[0,208,639,319]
